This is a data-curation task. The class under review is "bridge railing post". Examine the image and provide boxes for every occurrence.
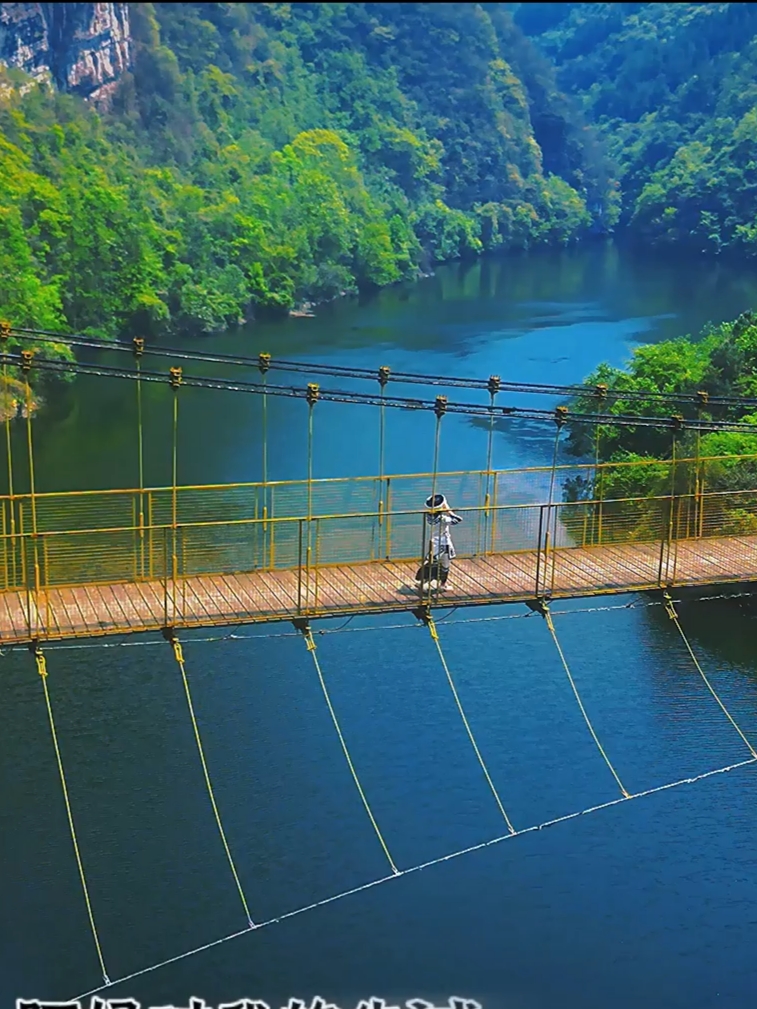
[179,524,187,624]
[657,493,676,588]
[669,494,685,586]
[297,517,303,615]
[162,526,170,628]
[40,532,50,639]
[384,478,392,560]
[697,470,706,538]
[1,497,7,592]
[314,516,320,612]
[535,504,546,598]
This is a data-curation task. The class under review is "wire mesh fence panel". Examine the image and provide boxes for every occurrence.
[310,514,382,567]
[488,503,542,555]
[176,521,268,578]
[39,528,145,588]
[266,517,301,571]
[0,498,23,591]
[26,490,139,533]
[385,509,427,563]
[539,498,670,598]
[699,489,757,538]
[386,471,488,515]
[150,485,263,528]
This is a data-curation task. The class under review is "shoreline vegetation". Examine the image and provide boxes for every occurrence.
[2,2,757,423]
[564,312,757,516]
[0,2,615,350]
[0,374,40,423]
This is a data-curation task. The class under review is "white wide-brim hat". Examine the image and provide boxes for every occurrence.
[425,493,448,512]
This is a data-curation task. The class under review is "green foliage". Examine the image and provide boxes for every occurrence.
[565,312,757,511]
[0,4,611,343]
[517,2,757,252]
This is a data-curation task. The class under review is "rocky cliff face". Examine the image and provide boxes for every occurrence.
[0,3,130,105]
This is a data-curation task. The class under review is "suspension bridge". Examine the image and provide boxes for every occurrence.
[2,324,757,645]
[3,322,757,999]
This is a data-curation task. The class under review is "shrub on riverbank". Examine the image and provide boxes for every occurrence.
[564,312,757,513]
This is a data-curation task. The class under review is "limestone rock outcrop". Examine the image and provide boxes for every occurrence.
[0,3,130,105]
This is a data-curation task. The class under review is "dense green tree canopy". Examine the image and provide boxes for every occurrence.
[516,2,757,254]
[566,312,757,506]
[0,3,610,343]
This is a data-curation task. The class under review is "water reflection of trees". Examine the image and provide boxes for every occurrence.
[644,592,757,680]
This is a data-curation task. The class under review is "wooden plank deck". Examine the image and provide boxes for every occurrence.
[3,534,757,644]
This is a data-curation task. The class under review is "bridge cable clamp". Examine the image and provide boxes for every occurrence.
[29,640,47,677]
[662,590,677,621]
[161,625,184,663]
[525,597,550,617]
[293,617,316,649]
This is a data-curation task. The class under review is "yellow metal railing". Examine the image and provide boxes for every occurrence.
[2,453,757,640]
[2,450,752,536]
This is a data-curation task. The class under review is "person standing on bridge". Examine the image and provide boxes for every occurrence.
[416,493,463,591]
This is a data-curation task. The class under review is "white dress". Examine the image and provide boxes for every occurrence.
[427,511,462,558]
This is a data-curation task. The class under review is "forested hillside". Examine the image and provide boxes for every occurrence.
[0,2,612,341]
[515,2,757,254]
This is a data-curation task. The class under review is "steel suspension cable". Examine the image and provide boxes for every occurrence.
[134,339,146,579]
[424,613,516,833]
[258,354,271,567]
[593,385,606,543]
[482,377,499,555]
[541,410,566,595]
[166,633,256,926]
[74,753,757,1001]
[21,351,41,637]
[1,323,16,587]
[663,593,757,759]
[6,348,757,435]
[420,396,447,605]
[299,623,399,874]
[376,366,389,560]
[13,323,757,411]
[33,645,111,983]
[169,367,182,621]
[305,384,319,607]
[540,602,630,798]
